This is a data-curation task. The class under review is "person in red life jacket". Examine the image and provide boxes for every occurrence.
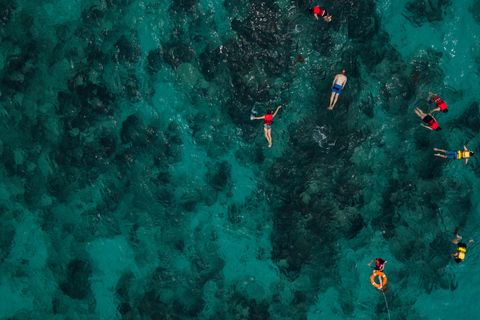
[368,258,387,271]
[413,107,442,131]
[310,7,332,21]
[251,106,282,147]
[434,145,474,166]
[428,92,448,115]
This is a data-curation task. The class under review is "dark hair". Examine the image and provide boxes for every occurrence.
[267,110,273,114]
[443,109,448,113]
[470,151,475,156]
[309,8,314,13]
[436,127,442,131]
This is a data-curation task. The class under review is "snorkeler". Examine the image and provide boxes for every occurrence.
[413,107,441,131]
[368,258,387,271]
[451,234,473,263]
[310,7,332,21]
[434,145,474,166]
[428,92,448,115]
[251,106,282,147]
[328,70,347,110]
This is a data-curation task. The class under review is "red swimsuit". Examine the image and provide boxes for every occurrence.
[264,114,273,125]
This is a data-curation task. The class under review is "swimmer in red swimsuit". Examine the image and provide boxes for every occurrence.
[251,106,282,147]
[310,7,332,22]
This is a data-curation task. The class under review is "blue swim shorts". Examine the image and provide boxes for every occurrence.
[264,124,271,129]
[446,150,457,159]
[332,84,343,94]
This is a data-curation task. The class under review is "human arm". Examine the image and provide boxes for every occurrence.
[342,77,347,87]
[421,123,433,130]
[466,239,474,247]
[314,13,319,20]
[464,145,468,151]
[272,106,282,118]
[367,259,375,266]
[332,75,338,87]
[428,92,436,99]
[251,116,265,120]
[429,107,440,115]
[462,158,468,166]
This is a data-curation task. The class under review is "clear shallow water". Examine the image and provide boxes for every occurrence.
[0,0,480,319]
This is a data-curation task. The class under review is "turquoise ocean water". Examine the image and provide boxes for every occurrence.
[1,0,480,319]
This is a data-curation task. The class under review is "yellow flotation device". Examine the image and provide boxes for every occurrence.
[370,271,387,289]
[457,151,470,159]
[457,247,466,261]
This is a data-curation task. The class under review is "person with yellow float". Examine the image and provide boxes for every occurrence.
[434,145,474,166]
[368,258,388,292]
[451,234,474,263]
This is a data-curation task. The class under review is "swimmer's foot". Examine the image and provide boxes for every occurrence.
[328,106,333,110]
[434,148,439,151]
[454,226,459,235]
[268,144,272,148]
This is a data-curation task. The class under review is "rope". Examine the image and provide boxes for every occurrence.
[382,292,391,320]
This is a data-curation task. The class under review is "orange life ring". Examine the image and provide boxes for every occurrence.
[370,271,387,289]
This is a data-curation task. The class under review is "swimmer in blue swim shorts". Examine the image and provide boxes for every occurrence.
[328,69,347,110]
[434,145,474,166]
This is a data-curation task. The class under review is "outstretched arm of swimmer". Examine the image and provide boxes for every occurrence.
[251,116,265,120]
[466,239,474,247]
[272,106,282,118]
[421,123,433,130]
[464,145,468,151]
[428,92,436,99]
[367,259,375,266]
[462,158,468,166]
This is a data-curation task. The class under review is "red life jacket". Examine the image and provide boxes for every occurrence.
[376,258,385,267]
[437,100,447,111]
[428,118,439,130]
[264,114,273,125]
[432,96,447,110]
[313,7,324,16]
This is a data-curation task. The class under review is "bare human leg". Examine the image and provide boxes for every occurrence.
[328,92,338,110]
[266,129,272,147]
[452,235,462,244]
[414,108,428,119]
[263,128,269,146]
